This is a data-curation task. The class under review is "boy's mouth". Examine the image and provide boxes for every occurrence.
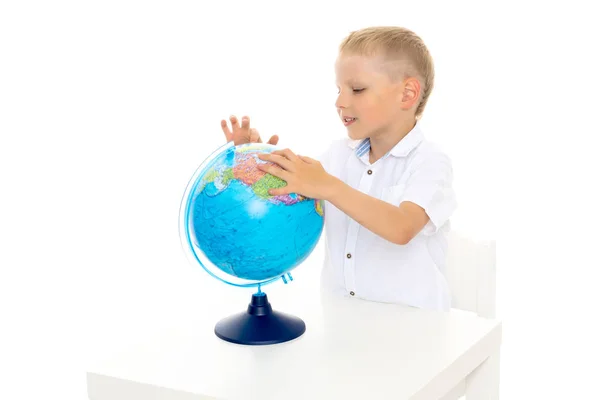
[343,117,357,126]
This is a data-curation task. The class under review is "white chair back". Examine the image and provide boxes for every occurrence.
[445,229,497,318]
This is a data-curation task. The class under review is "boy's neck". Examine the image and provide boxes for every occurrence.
[368,118,417,164]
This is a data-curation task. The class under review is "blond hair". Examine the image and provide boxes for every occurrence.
[338,26,434,119]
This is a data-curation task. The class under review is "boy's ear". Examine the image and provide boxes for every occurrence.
[400,77,421,110]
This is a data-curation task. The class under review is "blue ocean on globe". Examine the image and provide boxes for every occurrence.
[180,142,325,288]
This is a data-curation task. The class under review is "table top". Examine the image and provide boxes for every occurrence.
[87,284,502,400]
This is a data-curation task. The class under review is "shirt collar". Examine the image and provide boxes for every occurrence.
[347,121,425,159]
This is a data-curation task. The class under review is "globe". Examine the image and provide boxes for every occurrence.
[179,141,325,345]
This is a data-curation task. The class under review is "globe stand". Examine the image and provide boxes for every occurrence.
[214,291,306,345]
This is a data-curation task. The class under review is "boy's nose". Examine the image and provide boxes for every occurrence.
[335,93,348,110]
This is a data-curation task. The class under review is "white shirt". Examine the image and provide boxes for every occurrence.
[318,122,457,311]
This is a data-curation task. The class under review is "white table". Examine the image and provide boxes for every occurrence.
[86,285,502,400]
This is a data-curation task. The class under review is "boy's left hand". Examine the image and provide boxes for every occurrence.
[257,149,335,200]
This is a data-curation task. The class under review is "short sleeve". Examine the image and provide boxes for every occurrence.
[402,152,457,235]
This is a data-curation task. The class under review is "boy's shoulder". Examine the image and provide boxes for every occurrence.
[410,138,452,166]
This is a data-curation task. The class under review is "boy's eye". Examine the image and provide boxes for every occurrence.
[336,88,365,94]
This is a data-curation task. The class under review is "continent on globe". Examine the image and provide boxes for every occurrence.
[205,147,312,207]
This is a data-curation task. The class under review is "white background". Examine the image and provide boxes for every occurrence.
[1,0,599,398]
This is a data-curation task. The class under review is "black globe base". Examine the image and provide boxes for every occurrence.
[214,292,306,345]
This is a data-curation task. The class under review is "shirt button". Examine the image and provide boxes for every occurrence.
[367,169,373,175]
[350,291,355,296]
[346,253,352,259]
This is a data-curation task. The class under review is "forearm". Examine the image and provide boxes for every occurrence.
[324,177,409,245]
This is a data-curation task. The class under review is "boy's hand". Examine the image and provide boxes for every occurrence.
[220,115,279,146]
[257,148,337,200]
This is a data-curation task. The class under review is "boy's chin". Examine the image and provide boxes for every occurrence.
[347,130,368,141]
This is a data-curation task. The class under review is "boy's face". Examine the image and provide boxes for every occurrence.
[334,53,409,141]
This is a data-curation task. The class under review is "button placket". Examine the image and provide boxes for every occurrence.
[342,163,377,298]
[343,227,357,293]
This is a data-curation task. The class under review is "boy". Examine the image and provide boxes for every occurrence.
[220,26,457,311]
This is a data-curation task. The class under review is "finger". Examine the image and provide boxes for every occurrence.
[257,162,291,181]
[282,148,298,161]
[298,155,318,164]
[229,115,240,131]
[268,186,291,196]
[267,135,279,145]
[241,116,250,132]
[276,148,299,162]
[221,119,233,141]
[250,128,262,143]
[257,153,288,169]
[259,153,295,171]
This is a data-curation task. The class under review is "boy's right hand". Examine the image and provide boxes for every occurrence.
[220,115,279,146]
